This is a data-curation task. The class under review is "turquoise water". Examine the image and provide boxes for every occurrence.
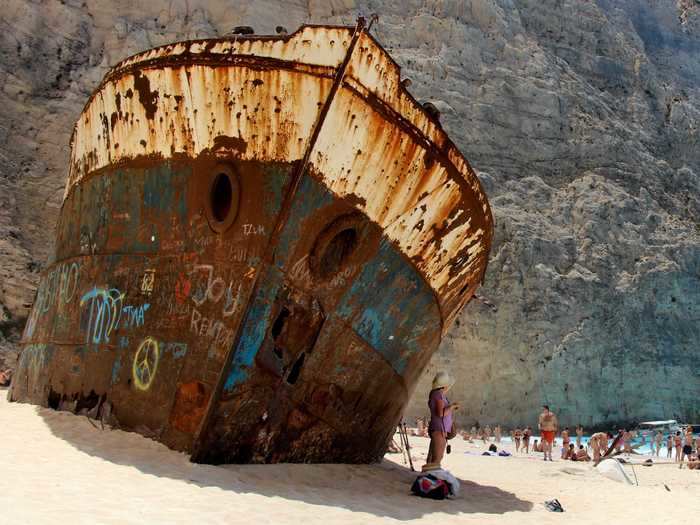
[497,433,697,455]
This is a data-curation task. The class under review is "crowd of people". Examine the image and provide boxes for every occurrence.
[414,372,700,471]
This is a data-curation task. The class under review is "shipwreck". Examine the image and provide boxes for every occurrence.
[9,20,493,464]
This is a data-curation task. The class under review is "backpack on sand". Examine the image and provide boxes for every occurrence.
[411,474,450,500]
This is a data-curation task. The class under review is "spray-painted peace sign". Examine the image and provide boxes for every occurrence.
[132,337,159,391]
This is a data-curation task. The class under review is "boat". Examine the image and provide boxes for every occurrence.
[8,19,493,464]
[635,420,682,435]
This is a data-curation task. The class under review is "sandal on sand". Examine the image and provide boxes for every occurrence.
[544,499,564,512]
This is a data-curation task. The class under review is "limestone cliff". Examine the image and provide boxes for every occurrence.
[1,0,698,427]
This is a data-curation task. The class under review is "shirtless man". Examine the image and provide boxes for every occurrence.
[538,405,558,461]
[494,425,502,443]
[561,427,571,459]
[666,434,673,458]
[681,427,694,467]
[575,425,584,448]
[589,431,608,462]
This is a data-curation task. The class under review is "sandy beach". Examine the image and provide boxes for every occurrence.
[0,391,697,524]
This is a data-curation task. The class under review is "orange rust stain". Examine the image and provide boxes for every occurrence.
[64,24,493,329]
[170,381,210,434]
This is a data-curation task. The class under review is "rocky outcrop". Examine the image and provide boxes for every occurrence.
[1,0,698,427]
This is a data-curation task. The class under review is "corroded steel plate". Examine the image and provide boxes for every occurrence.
[10,21,493,464]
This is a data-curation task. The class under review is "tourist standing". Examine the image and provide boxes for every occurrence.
[424,371,460,470]
[666,434,673,458]
[673,431,683,462]
[494,425,502,443]
[575,424,584,448]
[538,405,558,461]
[681,426,694,467]
[654,431,663,457]
[514,427,522,453]
[523,426,532,454]
[561,427,571,459]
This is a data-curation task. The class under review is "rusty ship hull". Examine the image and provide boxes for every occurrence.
[9,23,493,464]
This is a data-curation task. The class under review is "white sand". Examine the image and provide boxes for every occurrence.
[1,391,697,524]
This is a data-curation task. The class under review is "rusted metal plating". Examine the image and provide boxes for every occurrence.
[12,21,493,464]
[67,23,492,321]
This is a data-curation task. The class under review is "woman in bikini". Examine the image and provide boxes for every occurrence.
[523,426,532,454]
[514,427,523,453]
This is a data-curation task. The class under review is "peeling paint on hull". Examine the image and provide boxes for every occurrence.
[10,22,493,464]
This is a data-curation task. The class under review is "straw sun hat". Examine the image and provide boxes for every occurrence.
[431,370,454,390]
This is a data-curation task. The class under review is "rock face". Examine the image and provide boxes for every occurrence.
[1,0,698,428]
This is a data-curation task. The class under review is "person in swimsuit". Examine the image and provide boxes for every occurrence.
[681,426,694,467]
[654,431,663,457]
[575,425,584,448]
[523,426,532,453]
[614,429,624,452]
[494,425,502,443]
[424,371,460,470]
[532,439,543,452]
[514,427,522,453]
[622,429,633,455]
[588,432,608,461]
[589,431,606,461]
[538,405,558,461]
[673,431,683,462]
[561,427,570,459]
[575,444,591,461]
[562,443,574,460]
[666,434,673,458]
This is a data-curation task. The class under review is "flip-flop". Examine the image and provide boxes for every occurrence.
[544,500,563,512]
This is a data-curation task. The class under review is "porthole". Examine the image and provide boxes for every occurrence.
[310,213,366,280]
[205,164,240,233]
